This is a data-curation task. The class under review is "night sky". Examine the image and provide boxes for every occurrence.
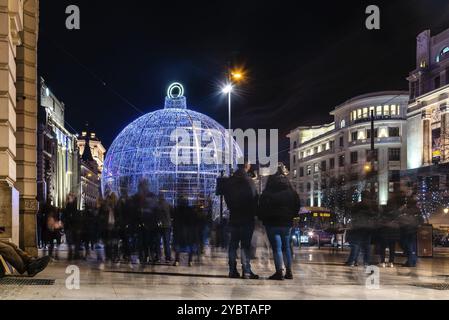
[38,0,449,162]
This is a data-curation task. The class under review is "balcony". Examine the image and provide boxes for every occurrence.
[349,136,402,147]
[350,115,405,126]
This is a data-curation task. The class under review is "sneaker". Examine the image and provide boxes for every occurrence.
[379,263,386,268]
[27,256,51,277]
[173,261,180,267]
[345,262,356,267]
[389,263,394,268]
[229,270,241,279]
[242,272,259,280]
[284,270,293,280]
[268,272,284,281]
[188,261,193,267]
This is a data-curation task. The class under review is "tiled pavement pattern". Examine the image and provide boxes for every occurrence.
[2,247,449,300]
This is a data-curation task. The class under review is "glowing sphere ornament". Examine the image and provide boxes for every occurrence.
[102,83,241,208]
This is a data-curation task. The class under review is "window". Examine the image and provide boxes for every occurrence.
[329,140,335,150]
[299,183,304,193]
[293,170,297,178]
[435,76,441,90]
[321,160,327,172]
[366,128,378,139]
[436,46,449,62]
[366,149,378,161]
[339,155,345,167]
[321,179,327,190]
[350,151,358,164]
[351,131,358,141]
[340,119,346,128]
[307,165,312,176]
[314,163,319,173]
[300,151,304,159]
[329,158,335,169]
[293,155,296,164]
[389,170,401,182]
[357,109,362,119]
[299,167,304,177]
[388,127,400,137]
[306,183,311,192]
[388,148,401,161]
[376,106,382,116]
[339,136,344,147]
[314,147,318,154]
[321,144,326,152]
[383,105,390,116]
[293,141,297,149]
[363,108,368,118]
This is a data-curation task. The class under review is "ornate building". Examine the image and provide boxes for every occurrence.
[77,125,106,177]
[37,78,80,210]
[0,0,39,253]
[289,92,409,208]
[407,28,449,170]
[78,128,102,210]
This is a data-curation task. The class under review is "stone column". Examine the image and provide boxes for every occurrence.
[441,104,449,163]
[422,110,432,166]
[0,0,24,245]
[15,0,39,254]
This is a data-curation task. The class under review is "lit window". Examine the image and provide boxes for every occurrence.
[340,120,346,128]
[363,108,368,118]
[383,105,390,116]
[357,109,362,119]
[390,105,397,116]
[376,106,382,116]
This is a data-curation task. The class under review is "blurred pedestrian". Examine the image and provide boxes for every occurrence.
[377,193,402,267]
[61,193,81,260]
[156,193,173,263]
[399,194,423,267]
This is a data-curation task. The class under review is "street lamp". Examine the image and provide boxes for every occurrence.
[222,68,245,175]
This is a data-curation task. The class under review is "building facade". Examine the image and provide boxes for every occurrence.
[289,92,409,208]
[0,0,39,253]
[77,126,106,177]
[407,28,449,170]
[78,130,102,210]
[37,78,80,210]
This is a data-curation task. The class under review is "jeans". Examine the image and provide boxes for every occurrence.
[266,226,293,273]
[228,224,255,274]
[402,233,417,266]
[347,234,371,265]
[158,227,172,261]
[0,241,32,274]
[379,239,396,263]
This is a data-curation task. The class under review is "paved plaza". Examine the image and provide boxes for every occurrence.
[2,247,449,300]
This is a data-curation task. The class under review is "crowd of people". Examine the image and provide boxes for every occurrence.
[37,180,212,267]
[345,191,424,268]
[21,161,426,281]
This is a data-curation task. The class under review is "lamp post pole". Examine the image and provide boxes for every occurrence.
[228,89,232,176]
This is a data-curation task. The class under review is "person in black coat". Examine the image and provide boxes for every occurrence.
[223,162,259,279]
[259,163,300,280]
[399,194,423,267]
[377,193,402,267]
[345,191,377,267]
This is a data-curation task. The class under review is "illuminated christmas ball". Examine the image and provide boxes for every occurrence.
[102,83,241,207]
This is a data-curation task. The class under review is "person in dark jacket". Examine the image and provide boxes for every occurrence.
[377,193,402,267]
[62,193,81,260]
[259,163,300,280]
[42,199,62,260]
[156,194,173,263]
[223,162,259,279]
[399,194,423,267]
[172,197,200,266]
[346,191,377,267]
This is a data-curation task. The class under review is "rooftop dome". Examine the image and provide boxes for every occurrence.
[101,83,241,208]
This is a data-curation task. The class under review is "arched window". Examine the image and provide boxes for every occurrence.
[340,119,346,128]
[436,46,449,63]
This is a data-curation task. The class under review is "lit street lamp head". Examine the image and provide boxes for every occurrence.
[222,84,233,94]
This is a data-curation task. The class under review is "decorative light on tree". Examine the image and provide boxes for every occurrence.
[102,82,242,212]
